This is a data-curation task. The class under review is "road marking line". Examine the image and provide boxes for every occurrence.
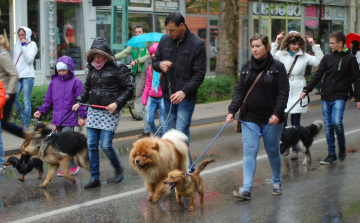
[9,128,360,223]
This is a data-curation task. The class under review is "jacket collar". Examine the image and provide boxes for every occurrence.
[172,24,190,43]
[281,49,304,56]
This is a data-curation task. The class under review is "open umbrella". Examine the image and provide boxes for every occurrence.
[125,32,164,48]
[346,33,360,49]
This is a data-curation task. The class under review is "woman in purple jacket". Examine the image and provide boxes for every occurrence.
[34,55,87,176]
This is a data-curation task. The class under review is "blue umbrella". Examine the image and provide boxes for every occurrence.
[125,32,164,48]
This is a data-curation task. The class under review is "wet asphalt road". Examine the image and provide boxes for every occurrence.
[1,103,360,223]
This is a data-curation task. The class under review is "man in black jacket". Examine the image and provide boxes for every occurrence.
[301,31,360,164]
[153,12,206,167]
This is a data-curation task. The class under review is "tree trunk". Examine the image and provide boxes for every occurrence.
[216,0,239,83]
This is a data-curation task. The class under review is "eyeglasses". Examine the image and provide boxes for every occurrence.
[329,42,340,45]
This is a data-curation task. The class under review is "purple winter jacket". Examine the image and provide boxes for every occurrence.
[38,56,87,126]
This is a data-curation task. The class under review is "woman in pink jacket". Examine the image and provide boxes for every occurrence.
[142,43,168,136]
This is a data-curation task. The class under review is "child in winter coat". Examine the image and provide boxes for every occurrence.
[142,43,168,136]
[0,81,6,170]
[34,56,87,175]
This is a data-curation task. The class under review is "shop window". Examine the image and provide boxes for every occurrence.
[272,19,286,43]
[239,18,248,69]
[332,21,344,32]
[155,0,179,11]
[186,0,206,15]
[129,13,153,40]
[288,20,301,33]
[155,14,167,33]
[209,0,220,15]
[27,0,41,70]
[96,11,113,44]
[0,1,10,51]
[209,19,218,71]
[56,2,86,71]
[253,19,269,36]
[129,0,152,8]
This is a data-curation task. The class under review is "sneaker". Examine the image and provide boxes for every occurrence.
[320,154,337,165]
[0,165,5,170]
[132,114,143,121]
[138,133,150,139]
[272,183,282,195]
[57,170,64,177]
[69,166,80,175]
[233,188,251,200]
[339,146,347,161]
[291,151,298,160]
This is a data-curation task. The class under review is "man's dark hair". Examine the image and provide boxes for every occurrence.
[135,25,145,32]
[165,12,185,27]
[329,31,346,47]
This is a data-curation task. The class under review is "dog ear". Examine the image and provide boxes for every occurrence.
[181,172,185,179]
[153,142,159,151]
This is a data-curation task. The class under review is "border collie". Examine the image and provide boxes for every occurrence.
[280,120,324,165]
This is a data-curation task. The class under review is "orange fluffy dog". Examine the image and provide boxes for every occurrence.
[164,159,214,211]
[129,129,189,203]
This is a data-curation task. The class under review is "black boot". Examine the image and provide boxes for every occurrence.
[114,168,124,183]
[339,146,347,161]
[84,179,101,189]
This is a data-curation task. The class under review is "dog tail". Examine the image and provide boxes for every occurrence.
[194,159,214,175]
[162,129,190,172]
[309,120,324,136]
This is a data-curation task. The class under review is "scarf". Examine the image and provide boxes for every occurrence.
[250,51,273,71]
[91,59,108,70]
[152,70,160,93]
[287,50,296,56]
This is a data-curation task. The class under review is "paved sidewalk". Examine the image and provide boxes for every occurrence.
[2,92,322,156]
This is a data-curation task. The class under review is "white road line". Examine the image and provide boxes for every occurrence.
[9,128,360,223]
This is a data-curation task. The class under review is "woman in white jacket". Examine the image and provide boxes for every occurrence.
[13,27,38,130]
[271,31,324,159]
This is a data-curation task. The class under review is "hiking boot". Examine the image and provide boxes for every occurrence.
[69,166,80,175]
[138,133,150,139]
[291,151,298,160]
[320,154,337,165]
[339,146,347,161]
[233,188,251,200]
[272,183,282,195]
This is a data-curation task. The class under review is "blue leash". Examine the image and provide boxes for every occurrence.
[187,118,271,173]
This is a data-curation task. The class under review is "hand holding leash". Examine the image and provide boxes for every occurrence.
[226,113,234,123]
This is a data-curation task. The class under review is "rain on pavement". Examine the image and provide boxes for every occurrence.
[1,103,360,223]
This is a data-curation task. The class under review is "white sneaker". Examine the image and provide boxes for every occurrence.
[0,165,6,170]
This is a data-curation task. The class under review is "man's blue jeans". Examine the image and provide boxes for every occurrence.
[0,123,4,166]
[241,121,283,192]
[14,78,34,127]
[87,127,122,180]
[163,97,196,164]
[147,96,168,136]
[321,100,346,156]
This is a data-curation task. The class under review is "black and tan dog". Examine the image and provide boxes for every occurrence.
[20,123,90,188]
[164,159,214,211]
[4,156,44,181]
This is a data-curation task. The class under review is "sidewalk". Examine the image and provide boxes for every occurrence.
[2,92,322,156]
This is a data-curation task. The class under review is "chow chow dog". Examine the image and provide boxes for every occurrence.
[129,129,189,203]
[20,123,90,188]
[280,120,324,165]
[4,156,44,181]
[164,159,214,211]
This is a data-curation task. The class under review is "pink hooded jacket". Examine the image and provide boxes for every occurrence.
[142,43,163,106]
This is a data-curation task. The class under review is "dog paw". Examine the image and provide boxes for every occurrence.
[39,184,47,188]
[188,207,194,212]
[38,177,42,179]
[177,202,184,208]
[147,196,153,202]
[18,178,24,181]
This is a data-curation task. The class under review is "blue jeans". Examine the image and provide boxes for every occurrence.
[14,78,34,127]
[147,97,168,136]
[284,113,301,152]
[87,127,122,180]
[0,123,4,166]
[163,97,196,164]
[143,103,151,134]
[321,100,346,156]
[241,122,283,192]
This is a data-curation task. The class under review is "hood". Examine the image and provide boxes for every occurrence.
[53,56,75,81]
[17,27,32,44]
[280,31,306,53]
[86,37,115,64]
[149,43,159,55]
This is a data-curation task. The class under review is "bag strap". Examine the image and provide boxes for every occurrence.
[15,42,31,67]
[287,55,299,78]
[241,70,265,110]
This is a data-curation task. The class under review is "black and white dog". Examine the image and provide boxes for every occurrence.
[280,120,324,165]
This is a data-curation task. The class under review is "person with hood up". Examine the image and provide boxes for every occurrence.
[350,40,360,68]
[142,43,168,136]
[34,56,87,176]
[74,37,134,189]
[13,27,38,131]
[271,31,324,160]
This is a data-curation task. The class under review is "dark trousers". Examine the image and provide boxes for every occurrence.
[1,94,24,138]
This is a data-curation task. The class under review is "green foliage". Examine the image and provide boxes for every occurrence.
[197,75,235,103]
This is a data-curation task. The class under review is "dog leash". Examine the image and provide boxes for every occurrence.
[47,110,76,137]
[78,103,107,109]
[284,95,310,118]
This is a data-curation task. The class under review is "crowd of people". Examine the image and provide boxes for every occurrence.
[0,12,359,201]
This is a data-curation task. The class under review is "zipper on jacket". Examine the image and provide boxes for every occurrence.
[338,58,343,71]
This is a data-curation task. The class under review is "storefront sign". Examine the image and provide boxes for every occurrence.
[305,6,317,17]
[55,0,83,3]
[96,12,111,25]
[155,0,178,11]
[130,0,151,4]
[305,20,319,27]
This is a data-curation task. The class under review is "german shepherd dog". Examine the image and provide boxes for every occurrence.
[4,156,44,181]
[21,123,90,188]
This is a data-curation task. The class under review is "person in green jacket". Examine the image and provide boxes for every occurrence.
[115,26,150,121]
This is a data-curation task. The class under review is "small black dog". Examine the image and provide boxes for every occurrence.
[280,120,324,165]
[4,156,44,181]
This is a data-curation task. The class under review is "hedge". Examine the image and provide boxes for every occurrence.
[197,75,235,103]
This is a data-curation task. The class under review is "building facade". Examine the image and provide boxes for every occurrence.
[0,0,355,85]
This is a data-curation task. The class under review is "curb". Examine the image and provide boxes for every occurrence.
[4,99,322,156]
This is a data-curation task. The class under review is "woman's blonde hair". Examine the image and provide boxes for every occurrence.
[250,34,270,53]
[0,34,9,48]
